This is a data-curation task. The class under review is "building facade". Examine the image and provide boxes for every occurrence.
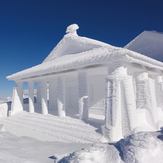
[7,24,163,141]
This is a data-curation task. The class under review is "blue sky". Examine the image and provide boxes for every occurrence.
[0,0,163,97]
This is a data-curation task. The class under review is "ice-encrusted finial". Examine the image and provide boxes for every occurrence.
[66,24,79,36]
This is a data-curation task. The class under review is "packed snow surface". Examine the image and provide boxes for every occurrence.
[60,131,163,163]
[0,112,101,143]
[0,131,89,163]
[117,130,163,163]
[59,143,122,163]
[1,111,163,162]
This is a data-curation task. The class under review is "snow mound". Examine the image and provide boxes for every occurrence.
[59,131,163,163]
[117,131,163,163]
[58,143,121,163]
[0,112,101,143]
[0,131,88,163]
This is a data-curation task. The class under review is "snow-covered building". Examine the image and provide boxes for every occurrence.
[7,24,163,141]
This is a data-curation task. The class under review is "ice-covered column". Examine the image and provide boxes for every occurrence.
[10,81,24,115]
[136,72,157,126]
[78,71,89,121]
[156,76,163,108]
[122,72,137,132]
[36,82,41,112]
[40,81,48,115]
[104,66,136,141]
[105,67,123,141]
[28,81,35,113]
[105,77,113,130]
[57,77,66,117]
[49,79,57,115]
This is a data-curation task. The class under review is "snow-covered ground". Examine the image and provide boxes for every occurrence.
[1,111,163,162]
[1,112,163,163]
[60,130,163,163]
[1,129,163,163]
[0,112,101,143]
[0,131,90,163]
[0,111,102,162]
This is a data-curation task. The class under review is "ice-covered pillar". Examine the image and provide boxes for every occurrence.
[122,72,137,132]
[105,78,113,130]
[36,82,41,112]
[28,81,35,113]
[104,66,137,141]
[136,72,157,126]
[49,79,57,115]
[57,77,66,117]
[40,81,48,115]
[156,76,163,108]
[104,73,120,141]
[78,71,89,121]
[10,81,24,115]
[104,67,128,141]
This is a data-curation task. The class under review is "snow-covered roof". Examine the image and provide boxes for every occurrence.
[43,24,112,63]
[125,31,163,61]
[7,26,163,81]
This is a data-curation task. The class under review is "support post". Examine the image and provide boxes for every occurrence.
[57,77,66,117]
[49,80,57,115]
[36,82,42,113]
[40,81,48,115]
[78,71,89,121]
[28,81,35,113]
[11,82,24,115]
[104,67,136,141]
[156,76,163,108]
[136,72,156,127]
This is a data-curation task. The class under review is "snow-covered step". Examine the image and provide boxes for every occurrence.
[0,112,102,144]
[15,114,97,131]
[10,117,99,140]
[3,117,100,142]
[17,112,96,130]
[3,120,92,143]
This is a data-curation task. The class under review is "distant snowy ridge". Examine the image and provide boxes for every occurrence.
[125,31,163,61]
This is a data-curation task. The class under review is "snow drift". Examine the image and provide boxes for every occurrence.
[117,130,163,163]
[59,143,121,163]
[60,130,163,163]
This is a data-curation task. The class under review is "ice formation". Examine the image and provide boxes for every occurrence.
[4,24,163,143]
[66,24,79,36]
[60,131,163,163]
[59,143,121,163]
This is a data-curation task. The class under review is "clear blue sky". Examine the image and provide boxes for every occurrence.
[0,0,163,97]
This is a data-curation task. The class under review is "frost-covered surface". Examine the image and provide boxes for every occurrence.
[117,131,163,163]
[60,131,163,163]
[1,112,163,162]
[0,103,8,118]
[0,112,101,143]
[0,131,89,163]
[59,143,121,163]
[125,31,163,61]
[7,26,163,81]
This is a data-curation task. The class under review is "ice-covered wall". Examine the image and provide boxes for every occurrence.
[104,65,163,141]
[64,73,79,117]
[88,74,105,118]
